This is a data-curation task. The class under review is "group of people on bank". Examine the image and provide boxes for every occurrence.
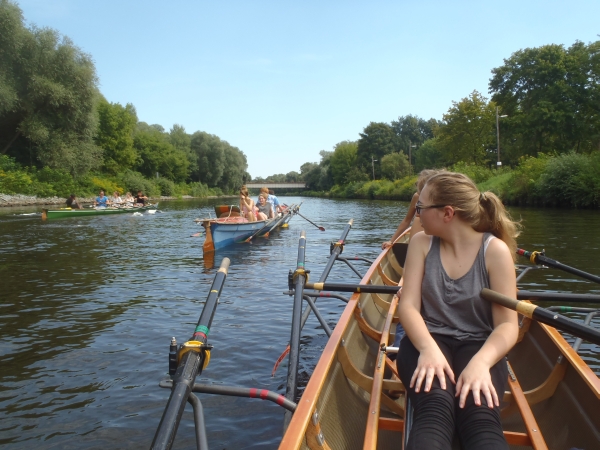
[239,186,284,221]
[66,190,149,209]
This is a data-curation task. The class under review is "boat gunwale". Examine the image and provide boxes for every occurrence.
[279,234,398,449]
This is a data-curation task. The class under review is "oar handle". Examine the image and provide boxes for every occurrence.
[481,288,600,346]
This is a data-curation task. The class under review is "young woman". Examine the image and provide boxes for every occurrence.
[396,171,520,450]
[382,169,440,250]
[239,186,257,222]
[256,193,274,220]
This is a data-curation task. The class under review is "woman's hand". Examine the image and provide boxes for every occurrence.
[455,359,498,409]
[411,344,455,393]
[382,241,392,249]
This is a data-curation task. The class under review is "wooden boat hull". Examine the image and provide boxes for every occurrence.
[42,204,158,219]
[280,233,600,449]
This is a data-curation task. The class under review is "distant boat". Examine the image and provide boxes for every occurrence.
[196,205,298,252]
[42,204,159,220]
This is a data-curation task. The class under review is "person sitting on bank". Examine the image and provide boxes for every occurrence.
[94,191,109,208]
[239,186,257,222]
[135,191,148,206]
[124,192,135,206]
[256,193,274,220]
[66,194,83,209]
[111,191,123,206]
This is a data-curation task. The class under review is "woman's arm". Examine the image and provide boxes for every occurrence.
[455,238,518,408]
[383,192,419,249]
[398,232,456,392]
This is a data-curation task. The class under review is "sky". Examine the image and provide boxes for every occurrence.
[14,0,600,178]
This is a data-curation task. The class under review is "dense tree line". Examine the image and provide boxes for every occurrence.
[291,39,600,191]
[0,1,249,195]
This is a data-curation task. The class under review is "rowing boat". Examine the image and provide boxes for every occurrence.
[41,203,159,219]
[196,204,298,252]
[281,232,600,449]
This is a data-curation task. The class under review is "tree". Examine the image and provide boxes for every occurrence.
[0,0,102,175]
[133,124,189,182]
[436,91,496,165]
[329,140,359,185]
[357,122,399,179]
[95,98,137,174]
[218,144,247,193]
[414,138,445,171]
[190,131,225,186]
[490,40,600,158]
[381,152,410,180]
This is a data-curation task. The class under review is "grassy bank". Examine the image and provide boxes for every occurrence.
[303,153,600,209]
[0,155,221,199]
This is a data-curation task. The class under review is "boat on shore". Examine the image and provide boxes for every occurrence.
[42,204,158,219]
[196,204,298,252]
[280,232,600,450]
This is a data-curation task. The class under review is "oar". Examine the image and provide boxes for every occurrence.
[296,212,325,231]
[481,288,600,346]
[517,248,600,285]
[305,282,399,294]
[151,258,230,450]
[244,219,273,243]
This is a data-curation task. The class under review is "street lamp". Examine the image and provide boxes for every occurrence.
[409,141,417,175]
[371,155,377,180]
[496,107,508,167]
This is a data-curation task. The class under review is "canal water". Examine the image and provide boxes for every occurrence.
[1,197,599,449]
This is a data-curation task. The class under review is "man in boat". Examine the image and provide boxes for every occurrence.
[135,191,148,206]
[94,191,109,208]
[268,189,283,214]
[66,194,83,209]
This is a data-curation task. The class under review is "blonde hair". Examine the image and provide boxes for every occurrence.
[416,169,442,193]
[259,193,268,200]
[424,172,520,259]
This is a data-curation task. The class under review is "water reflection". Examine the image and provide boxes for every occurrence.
[0,198,598,448]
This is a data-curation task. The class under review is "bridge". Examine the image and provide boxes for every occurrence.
[245,182,306,189]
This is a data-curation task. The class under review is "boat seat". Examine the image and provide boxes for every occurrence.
[218,211,241,218]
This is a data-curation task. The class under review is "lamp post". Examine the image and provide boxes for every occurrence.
[371,155,377,180]
[409,141,417,175]
[496,107,508,167]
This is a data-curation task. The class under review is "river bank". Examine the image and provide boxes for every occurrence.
[0,193,238,207]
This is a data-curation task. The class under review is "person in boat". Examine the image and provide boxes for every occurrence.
[257,187,275,216]
[382,169,440,249]
[66,194,82,209]
[396,171,519,450]
[94,190,109,208]
[111,191,123,206]
[239,186,257,222]
[124,192,135,206]
[135,191,148,206]
[268,189,282,214]
[256,193,274,220]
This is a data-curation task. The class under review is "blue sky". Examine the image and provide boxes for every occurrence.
[15,0,600,178]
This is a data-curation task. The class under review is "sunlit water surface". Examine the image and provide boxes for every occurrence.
[0,198,598,449]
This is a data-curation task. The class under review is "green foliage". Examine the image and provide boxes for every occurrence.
[96,98,138,174]
[501,154,551,205]
[357,122,399,178]
[90,176,123,196]
[134,124,189,182]
[119,170,159,197]
[536,152,600,207]
[449,161,500,184]
[330,141,359,185]
[156,177,175,196]
[0,154,20,172]
[380,152,409,180]
[490,41,600,160]
[436,91,496,165]
[0,0,102,174]
[414,138,445,172]
[0,169,32,194]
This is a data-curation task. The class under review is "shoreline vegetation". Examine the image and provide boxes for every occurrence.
[1,1,599,211]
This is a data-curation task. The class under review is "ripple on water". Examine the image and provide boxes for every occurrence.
[0,199,599,449]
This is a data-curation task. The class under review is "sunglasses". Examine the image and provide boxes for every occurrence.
[415,202,447,214]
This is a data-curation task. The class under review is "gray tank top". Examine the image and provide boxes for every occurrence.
[421,233,495,341]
